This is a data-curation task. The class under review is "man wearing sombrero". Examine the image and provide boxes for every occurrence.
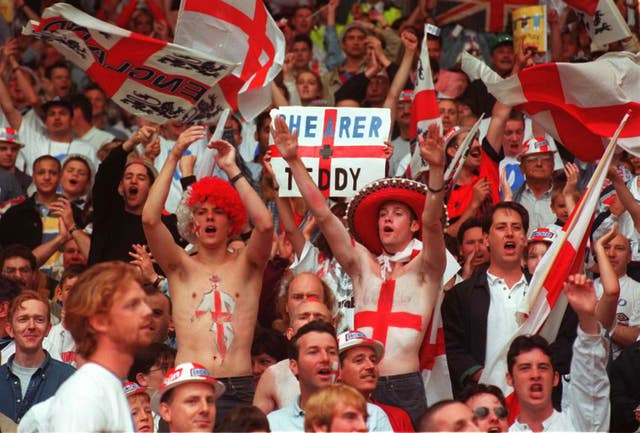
[272,117,447,428]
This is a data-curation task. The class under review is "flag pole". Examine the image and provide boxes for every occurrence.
[527,110,632,310]
[443,113,485,186]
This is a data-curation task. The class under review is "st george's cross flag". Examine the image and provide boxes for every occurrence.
[479,112,630,423]
[174,0,285,121]
[407,25,442,179]
[434,0,537,33]
[23,3,236,125]
[461,51,640,161]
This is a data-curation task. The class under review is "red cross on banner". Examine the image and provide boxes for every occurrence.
[175,0,285,121]
[435,0,537,32]
[269,107,389,198]
[181,0,274,100]
[354,280,422,345]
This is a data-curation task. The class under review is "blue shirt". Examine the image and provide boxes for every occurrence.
[267,395,393,432]
[0,351,75,423]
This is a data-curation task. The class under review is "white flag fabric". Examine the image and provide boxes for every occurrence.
[174,0,285,121]
[23,3,236,125]
[461,51,640,161]
[408,26,442,179]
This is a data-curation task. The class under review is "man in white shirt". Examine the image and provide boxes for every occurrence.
[0,97,98,173]
[508,273,610,432]
[593,230,640,358]
[43,261,154,432]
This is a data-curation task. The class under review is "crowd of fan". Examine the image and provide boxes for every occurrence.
[0,0,640,432]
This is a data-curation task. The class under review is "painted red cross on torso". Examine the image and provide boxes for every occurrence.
[195,276,234,356]
[354,279,422,345]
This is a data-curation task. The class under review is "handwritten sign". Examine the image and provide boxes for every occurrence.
[513,5,547,53]
[574,0,631,46]
[270,107,390,198]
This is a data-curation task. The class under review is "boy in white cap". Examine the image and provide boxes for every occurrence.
[152,362,225,433]
[124,381,154,433]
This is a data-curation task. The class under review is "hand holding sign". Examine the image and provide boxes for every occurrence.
[271,115,300,162]
[209,138,237,172]
[172,125,206,159]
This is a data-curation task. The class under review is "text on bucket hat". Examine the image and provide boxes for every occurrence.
[150,362,225,413]
[338,330,385,361]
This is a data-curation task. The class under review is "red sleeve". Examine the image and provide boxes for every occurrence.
[146,0,169,24]
[480,149,500,205]
[115,0,138,28]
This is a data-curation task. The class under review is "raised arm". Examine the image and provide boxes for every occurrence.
[0,43,24,129]
[142,125,204,273]
[383,29,418,117]
[263,150,306,257]
[563,272,611,432]
[609,167,640,233]
[418,123,446,283]
[272,115,362,278]
[593,226,621,331]
[209,139,274,268]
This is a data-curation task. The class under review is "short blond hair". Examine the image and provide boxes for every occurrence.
[304,384,368,432]
[64,261,143,357]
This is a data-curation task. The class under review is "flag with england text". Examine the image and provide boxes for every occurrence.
[479,115,624,422]
[408,26,442,179]
[434,0,537,33]
[461,51,640,161]
[23,3,235,125]
[174,0,285,122]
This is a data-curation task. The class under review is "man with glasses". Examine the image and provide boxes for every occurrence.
[0,245,37,292]
[512,138,557,235]
[459,384,509,433]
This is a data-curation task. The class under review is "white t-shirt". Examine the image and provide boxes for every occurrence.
[594,274,640,358]
[18,110,98,174]
[44,362,134,432]
[42,322,77,367]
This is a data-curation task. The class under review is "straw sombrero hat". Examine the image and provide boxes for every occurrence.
[346,178,428,255]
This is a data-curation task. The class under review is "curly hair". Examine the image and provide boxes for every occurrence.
[64,261,142,358]
[176,177,248,244]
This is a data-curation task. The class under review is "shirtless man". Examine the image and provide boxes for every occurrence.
[142,125,274,423]
[273,118,446,427]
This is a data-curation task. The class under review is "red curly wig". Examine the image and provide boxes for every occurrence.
[185,177,247,235]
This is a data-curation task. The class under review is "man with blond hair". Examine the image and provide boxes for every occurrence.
[0,291,74,423]
[44,261,153,432]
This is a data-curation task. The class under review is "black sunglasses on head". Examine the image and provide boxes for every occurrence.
[473,406,508,419]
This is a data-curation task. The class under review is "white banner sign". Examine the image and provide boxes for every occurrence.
[270,107,390,198]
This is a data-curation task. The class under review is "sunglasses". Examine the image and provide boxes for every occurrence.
[473,406,508,419]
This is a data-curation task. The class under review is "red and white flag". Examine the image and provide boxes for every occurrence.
[479,113,628,421]
[461,51,640,161]
[563,0,630,46]
[408,26,442,179]
[419,286,454,404]
[174,0,285,121]
[23,3,235,125]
